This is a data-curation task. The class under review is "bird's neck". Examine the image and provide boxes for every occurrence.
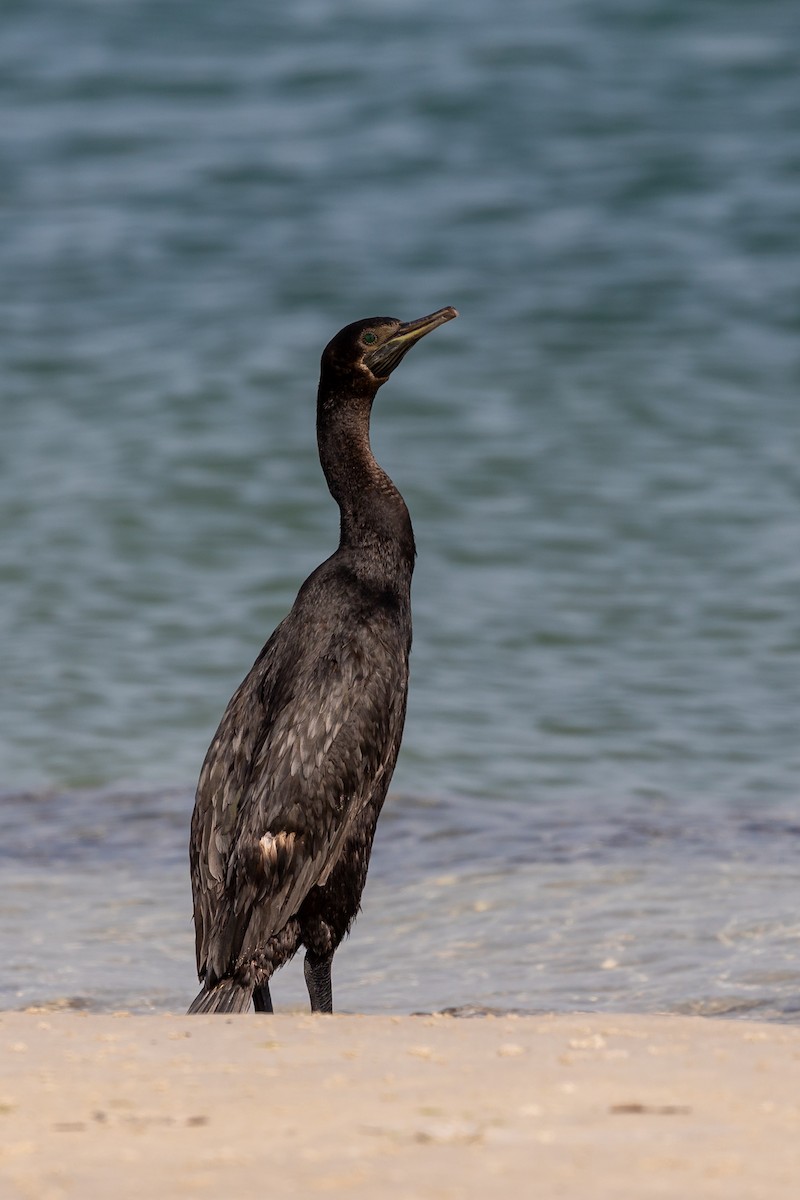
[316,386,415,576]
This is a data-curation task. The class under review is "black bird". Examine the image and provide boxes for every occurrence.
[188,306,458,1014]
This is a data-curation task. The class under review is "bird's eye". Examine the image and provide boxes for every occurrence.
[362,332,378,345]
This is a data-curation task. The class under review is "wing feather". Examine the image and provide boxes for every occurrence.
[190,607,408,987]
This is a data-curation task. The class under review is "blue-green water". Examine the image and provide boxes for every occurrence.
[2,0,799,1016]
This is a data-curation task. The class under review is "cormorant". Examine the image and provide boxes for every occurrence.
[188,306,458,1014]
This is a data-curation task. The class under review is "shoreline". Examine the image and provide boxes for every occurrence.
[2,1011,799,1198]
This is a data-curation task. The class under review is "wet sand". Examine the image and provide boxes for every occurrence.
[1,1011,799,1199]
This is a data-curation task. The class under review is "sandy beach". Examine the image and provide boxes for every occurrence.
[1,1011,799,1199]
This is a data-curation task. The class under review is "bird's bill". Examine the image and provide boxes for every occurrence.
[365,306,458,378]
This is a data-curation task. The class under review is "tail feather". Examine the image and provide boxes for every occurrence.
[188,977,253,1015]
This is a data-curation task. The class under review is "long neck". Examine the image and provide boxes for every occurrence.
[316,381,415,578]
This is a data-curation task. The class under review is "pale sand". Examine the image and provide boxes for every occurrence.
[1,1011,799,1199]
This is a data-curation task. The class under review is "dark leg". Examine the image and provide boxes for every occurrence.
[304,950,334,1013]
[253,982,273,1013]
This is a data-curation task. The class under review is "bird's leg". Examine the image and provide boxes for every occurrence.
[253,982,274,1013]
[304,950,334,1013]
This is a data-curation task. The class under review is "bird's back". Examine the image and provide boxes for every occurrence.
[190,551,411,990]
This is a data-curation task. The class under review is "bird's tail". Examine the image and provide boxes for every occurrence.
[187,977,253,1015]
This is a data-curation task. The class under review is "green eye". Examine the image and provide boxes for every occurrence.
[363,332,378,345]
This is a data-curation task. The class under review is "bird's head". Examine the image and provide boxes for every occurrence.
[320,307,458,393]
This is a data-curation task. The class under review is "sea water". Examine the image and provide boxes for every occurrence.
[2,0,799,1017]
